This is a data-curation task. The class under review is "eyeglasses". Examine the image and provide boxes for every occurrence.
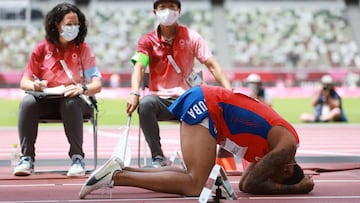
[63,23,80,26]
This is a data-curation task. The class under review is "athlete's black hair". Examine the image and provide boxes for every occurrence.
[283,163,305,185]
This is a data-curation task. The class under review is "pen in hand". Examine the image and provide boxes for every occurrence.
[32,74,41,83]
[32,74,48,91]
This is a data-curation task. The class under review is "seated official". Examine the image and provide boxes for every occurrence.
[14,2,102,177]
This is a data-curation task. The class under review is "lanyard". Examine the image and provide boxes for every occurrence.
[58,45,85,84]
[167,55,204,87]
[60,59,93,107]
[167,55,183,75]
[59,59,78,84]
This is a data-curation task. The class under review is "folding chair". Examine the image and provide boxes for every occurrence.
[36,96,98,173]
[137,72,150,167]
[137,72,178,167]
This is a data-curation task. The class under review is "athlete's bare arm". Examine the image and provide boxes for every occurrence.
[240,126,314,194]
[241,150,306,194]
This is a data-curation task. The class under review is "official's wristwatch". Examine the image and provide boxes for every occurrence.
[130,91,140,97]
[82,84,88,95]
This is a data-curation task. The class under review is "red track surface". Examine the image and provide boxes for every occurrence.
[1,124,360,202]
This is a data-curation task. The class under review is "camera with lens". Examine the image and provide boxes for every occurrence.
[322,85,335,95]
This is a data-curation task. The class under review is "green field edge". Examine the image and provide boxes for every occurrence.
[0,97,359,127]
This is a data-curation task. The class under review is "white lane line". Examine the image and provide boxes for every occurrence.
[231,180,360,184]
[0,184,55,187]
[247,196,360,200]
[0,201,60,203]
[1,196,360,203]
[298,149,360,156]
[2,179,360,188]
[96,129,180,144]
[0,183,84,188]
[313,179,360,183]
[0,197,198,203]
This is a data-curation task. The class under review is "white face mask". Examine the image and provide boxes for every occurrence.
[156,9,180,26]
[60,25,80,41]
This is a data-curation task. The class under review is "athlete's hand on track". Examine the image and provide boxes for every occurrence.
[296,175,315,193]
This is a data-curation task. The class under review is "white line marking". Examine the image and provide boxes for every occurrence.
[0,197,198,203]
[3,179,360,189]
[97,130,180,144]
[298,150,360,156]
[227,179,360,184]
[0,184,55,187]
[247,196,360,200]
[314,179,360,183]
[1,196,360,203]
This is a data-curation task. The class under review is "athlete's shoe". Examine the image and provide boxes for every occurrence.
[79,156,124,199]
[13,156,34,176]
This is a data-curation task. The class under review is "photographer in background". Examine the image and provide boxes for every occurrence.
[300,75,347,123]
[246,73,272,107]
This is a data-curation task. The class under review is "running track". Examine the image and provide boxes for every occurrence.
[0,124,360,202]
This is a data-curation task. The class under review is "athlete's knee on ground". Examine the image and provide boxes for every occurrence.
[182,182,204,196]
[181,174,208,196]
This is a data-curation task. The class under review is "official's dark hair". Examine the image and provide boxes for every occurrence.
[44,2,87,45]
[283,163,305,185]
[153,0,181,9]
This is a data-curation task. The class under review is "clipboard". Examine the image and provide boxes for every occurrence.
[25,90,64,99]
